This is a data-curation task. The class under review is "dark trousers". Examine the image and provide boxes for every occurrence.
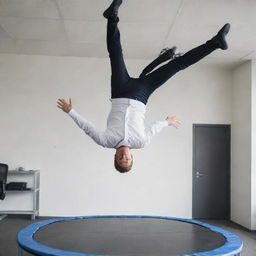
[108,19,218,105]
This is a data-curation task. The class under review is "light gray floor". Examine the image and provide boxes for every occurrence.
[204,220,256,255]
[0,216,255,256]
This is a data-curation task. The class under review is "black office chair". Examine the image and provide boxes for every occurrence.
[0,163,8,200]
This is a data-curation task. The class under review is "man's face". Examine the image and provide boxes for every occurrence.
[115,148,133,168]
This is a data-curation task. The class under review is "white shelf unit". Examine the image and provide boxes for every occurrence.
[0,170,40,220]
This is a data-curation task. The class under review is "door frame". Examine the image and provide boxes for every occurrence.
[192,124,231,219]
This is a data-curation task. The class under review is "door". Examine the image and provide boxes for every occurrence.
[192,124,230,219]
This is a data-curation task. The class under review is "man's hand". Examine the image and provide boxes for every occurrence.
[166,116,181,128]
[57,98,72,113]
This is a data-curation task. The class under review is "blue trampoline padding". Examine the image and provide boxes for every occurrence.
[17,215,243,256]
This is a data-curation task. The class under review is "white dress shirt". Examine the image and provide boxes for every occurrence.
[68,98,168,149]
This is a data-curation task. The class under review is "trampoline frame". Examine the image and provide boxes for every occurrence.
[17,215,243,256]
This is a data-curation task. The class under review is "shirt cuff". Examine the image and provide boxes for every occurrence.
[68,109,76,117]
[161,120,169,127]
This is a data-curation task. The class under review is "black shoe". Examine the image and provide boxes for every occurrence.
[158,47,177,62]
[103,0,123,20]
[211,23,230,50]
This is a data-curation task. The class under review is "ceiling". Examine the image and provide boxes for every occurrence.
[0,0,255,67]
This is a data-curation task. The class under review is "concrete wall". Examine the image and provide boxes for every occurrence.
[0,53,232,217]
[251,61,256,230]
[231,61,252,229]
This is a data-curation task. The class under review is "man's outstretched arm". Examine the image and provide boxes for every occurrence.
[144,116,181,146]
[57,98,73,113]
[165,116,181,129]
[57,98,107,147]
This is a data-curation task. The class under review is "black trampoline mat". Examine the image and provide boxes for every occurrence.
[34,218,226,256]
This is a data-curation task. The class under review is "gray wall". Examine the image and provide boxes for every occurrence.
[232,60,256,230]
[231,61,252,229]
[251,60,256,230]
[0,53,233,218]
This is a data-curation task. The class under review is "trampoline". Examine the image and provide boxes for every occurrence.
[17,215,243,256]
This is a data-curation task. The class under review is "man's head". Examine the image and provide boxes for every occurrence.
[114,146,133,173]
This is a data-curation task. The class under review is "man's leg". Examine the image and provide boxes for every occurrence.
[139,47,177,78]
[142,23,230,93]
[107,19,130,97]
[104,0,130,98]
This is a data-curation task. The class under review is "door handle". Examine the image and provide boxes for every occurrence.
[196,171,204,178]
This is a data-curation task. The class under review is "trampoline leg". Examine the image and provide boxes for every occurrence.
[18,247,23,256]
